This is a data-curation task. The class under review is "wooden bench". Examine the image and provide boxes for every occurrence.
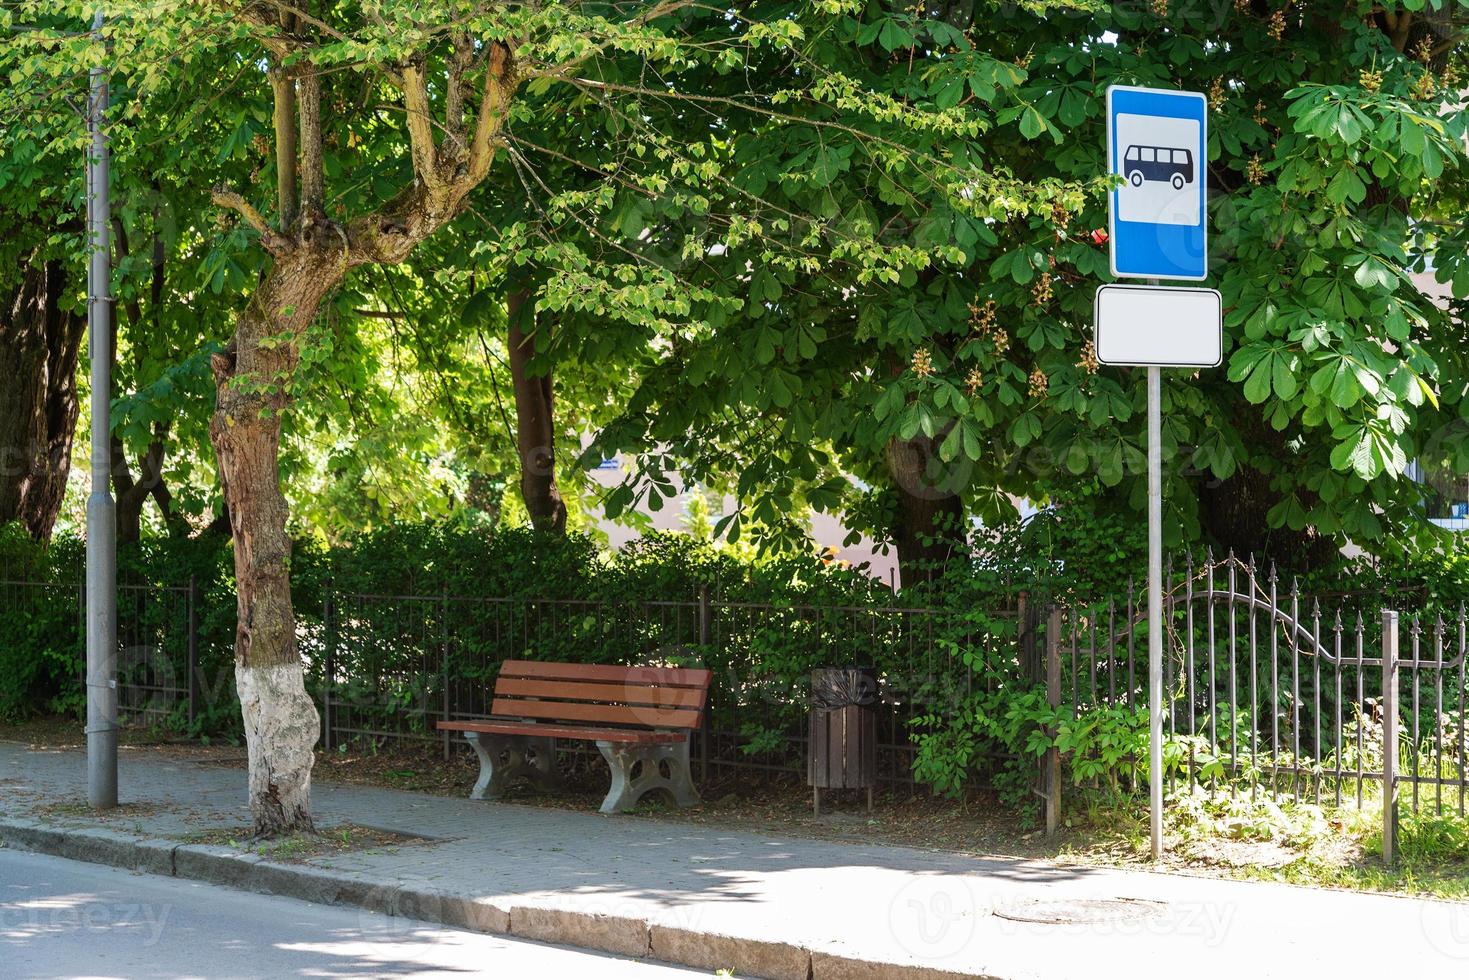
[437,660,711,814]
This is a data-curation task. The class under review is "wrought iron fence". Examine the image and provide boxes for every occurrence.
[1056,553,1468,817]
[0,571,198,728]
[316,588,1030,790]
[114,579,198,728]
[5,552,1464,824]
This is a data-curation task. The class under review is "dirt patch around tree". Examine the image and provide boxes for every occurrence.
[180,822,430,863]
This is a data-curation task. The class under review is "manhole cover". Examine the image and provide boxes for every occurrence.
[993,898,1165,925]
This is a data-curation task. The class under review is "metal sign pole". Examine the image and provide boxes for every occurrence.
[1147,362,1163,860]
[1102,84,1212,862]
[86,7,118,811]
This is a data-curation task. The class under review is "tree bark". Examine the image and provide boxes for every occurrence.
[113,429,172,546]
[885,433,966,589]
[210,249,338,837]
[508,287,567,533]
[205,33,518,837]
[1197,469,1337,570]
[0,258,84,542]
[1196,417,1338,570]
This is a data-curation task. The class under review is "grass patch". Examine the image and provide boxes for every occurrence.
[1051,785,1469,900]
[180,822,424,862]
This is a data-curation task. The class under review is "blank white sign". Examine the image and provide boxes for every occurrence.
[1094,284,1222,368]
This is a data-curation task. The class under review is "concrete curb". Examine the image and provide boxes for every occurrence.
[0,817,996,980]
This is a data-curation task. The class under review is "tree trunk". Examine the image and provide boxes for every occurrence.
[113,431,170,546]
[1197,466,1337,570]
[507,287,567,533]
[1196,410,1339,569]
[210,255,337,838]
[0,258,84,542]
[201,32,517,837]
[885,433,966,589]
[111,208,180,545]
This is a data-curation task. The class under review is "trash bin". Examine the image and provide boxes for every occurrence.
[808,667,877,815]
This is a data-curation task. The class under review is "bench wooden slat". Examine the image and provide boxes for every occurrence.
[496,676,708,710]
[500,660,712,689]
[437,720,685,744]
[490,697,703,730]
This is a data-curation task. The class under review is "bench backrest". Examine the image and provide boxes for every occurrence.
[492,661,712,732]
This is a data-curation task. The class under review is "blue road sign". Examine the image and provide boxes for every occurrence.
[1107,85,1208,281]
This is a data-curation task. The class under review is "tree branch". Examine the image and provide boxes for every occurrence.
[1431,31,1463,58]
[228,0,295,59]
[298,68,325,216]
[444,33,476,153]
[401,60,440,185]
[269,66,299,229]
[525,0,695,81]
[469,43,515,182]
[1390,10,1415,51]
[211,189,292,254]
[264,1,350,45]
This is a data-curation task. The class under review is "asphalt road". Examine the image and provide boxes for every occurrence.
[0,847,711,979]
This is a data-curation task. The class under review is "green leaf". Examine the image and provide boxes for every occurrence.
[1018,106,1047,140]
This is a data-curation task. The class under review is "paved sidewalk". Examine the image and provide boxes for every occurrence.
[1,741,1465,978]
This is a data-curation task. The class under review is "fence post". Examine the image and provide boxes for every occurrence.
[1045,606,1063,836]
[187,575,199,727]
[1381,608,1399,865]
[442,585,451,762]
[698,584,710,786]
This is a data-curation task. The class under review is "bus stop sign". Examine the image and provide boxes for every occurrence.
[1107,85,1208,281]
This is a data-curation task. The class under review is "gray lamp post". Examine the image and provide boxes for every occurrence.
[85,7,117,811]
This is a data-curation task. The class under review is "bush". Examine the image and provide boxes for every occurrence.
[0,525,83,720]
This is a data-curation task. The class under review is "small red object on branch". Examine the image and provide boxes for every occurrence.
[1090,229,1109,246]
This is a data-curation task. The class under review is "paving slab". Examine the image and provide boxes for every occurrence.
[1,741,1464,978]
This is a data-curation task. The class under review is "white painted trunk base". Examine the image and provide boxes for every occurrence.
[236,661,320,833]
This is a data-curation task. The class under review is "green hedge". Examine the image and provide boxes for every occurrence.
[5,515,1464,810]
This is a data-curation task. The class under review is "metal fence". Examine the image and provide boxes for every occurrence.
[1056,554,1468,819]
[114,579,198,728]
[0,571,200,728]
[5,554,1465,823]
[317,588,1029,790]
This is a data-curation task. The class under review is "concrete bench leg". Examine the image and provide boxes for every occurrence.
[596,739,700,814]
[464,732,563,801]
